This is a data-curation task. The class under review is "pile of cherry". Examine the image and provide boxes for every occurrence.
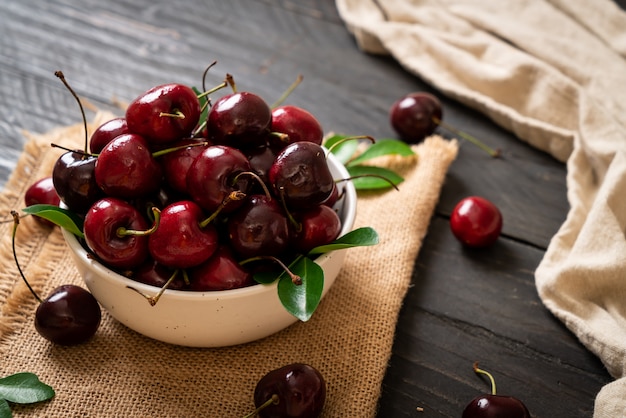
[50,76,345,295]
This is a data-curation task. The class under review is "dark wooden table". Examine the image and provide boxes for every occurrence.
[1,1,622,416]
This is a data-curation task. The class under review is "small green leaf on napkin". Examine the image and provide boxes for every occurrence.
[308,227,379,255]
[346,138,415,167]
[347,165,405,190]
[0,372,55,418]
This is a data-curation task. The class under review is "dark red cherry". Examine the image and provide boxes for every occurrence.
[268,142,334,209]
[292,205,341,254]
[186,145,251,214]
[227,194,290,259]
[52,152,104,215]
[24,176,61,227]
[126,83,201,145]
[207,91,271,147]
[450,196,502,247]
[160,138,209,194]
[89,117,129,154]
[83,197,150,270]
[131,259,187,290]
[34,285,101,346]
[189,246,254,291]
[94,133,163,199]
[245,143,278,189]
[253,363,326,418]
[270,105,323,149]
[148,200,219,269]
[462,394,531,418]
[389,92,442,143]
[462,363,530,418]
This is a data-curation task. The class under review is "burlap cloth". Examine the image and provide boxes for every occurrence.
[335,0,626,416]
[0,111,458,417]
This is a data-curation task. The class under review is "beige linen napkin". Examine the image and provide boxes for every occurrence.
[334,0,626,415]
[0,112,457,417]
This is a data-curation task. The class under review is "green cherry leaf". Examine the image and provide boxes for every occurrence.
[308,227,379,255]
[277,257,324,322]
[21,205,84,238]
[0,372,55,404]
[323,134,359,165]
[0,399,11,418]
[346,165,404,190]
[346,138,415,167]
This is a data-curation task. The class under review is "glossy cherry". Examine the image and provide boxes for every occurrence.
[148,200,219,269]
[83,197,151,270]
[94,133,163,199]
[131,259,186,290]
[462,363,530,418]
[389,92,442,143]
[292,205,341,254]
[126,83,201,145]
[269,141,334,209]
[207,91,271,147]
[186,145,251,213]
[160,138,209,194]
[34,285,102,346]
[89,117,129,154]
[52,152,103,215]
[24,176,61,226]
[10,211,101,345]
[390,91,500,157]
[270,105,323,149]
[450,196,502,247]
[251,363,326,418]
[189,245,254,291]
[227,194,290,259]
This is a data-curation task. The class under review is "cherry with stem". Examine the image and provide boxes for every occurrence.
[10,211,101,345]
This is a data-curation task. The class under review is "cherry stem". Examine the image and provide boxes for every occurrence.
[151,141,209,159]
[326,135,376,156]
[432,117,500,158]
[159,110,185,119]
[276,186,302,233]
[196,73,233,100]
[240,255,302,285]
[50,143,95,157]
[199,191,246,228]
[473,362,497,395]
[232,171,272,200]
[271,73,304,108]
[117,207,161,237]
[242,394,280,418]
[10,211,43,303]
[127,269,181,307]
[201,60,218,92]
[55,71,89,155]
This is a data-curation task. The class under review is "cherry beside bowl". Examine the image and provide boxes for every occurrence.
[62,152,356,347]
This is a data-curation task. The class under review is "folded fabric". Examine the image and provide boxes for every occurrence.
[334,0,626,415]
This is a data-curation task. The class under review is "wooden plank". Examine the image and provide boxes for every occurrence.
[378,218,611,418]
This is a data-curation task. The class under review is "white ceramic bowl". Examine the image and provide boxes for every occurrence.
[62,151,356,347]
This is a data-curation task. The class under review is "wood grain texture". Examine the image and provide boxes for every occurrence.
[0,0,621,416]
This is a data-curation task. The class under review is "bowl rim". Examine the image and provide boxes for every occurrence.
[62,150,357,301]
